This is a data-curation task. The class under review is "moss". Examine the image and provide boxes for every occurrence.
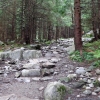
[57,85,66,96]
[60,77,71,83]
[93,80,100,87]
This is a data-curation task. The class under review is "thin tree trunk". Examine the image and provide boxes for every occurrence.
[74,0,82,51]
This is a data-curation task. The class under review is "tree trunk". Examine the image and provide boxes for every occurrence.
[74,0,82,51]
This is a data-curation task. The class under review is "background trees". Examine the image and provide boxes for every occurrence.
[0,0,74,44]
[0,0,100,48]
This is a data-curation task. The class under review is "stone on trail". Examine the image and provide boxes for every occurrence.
[39,58,49,63]
[67,74,77,79]
[44,81,67,100]
[8,60,16,64]
[41,68,54,76]
[42,62,56,69]
[0,49,23,60]
[96,69,100,75]
[72,81,86,88]
[0,51,12,59]
[23,62,40,69]
[15,77,31,83]
[83,90,92,95]
[75,67,86,75]
[32,77,40,81]
[9,49,23,60]
[40,76,53,81]
[23,50,42,60]
[0,40,4,45]
[50,58,60,63]
[15,72,21,78]
[21,69,40,77]
[94,87,100,93]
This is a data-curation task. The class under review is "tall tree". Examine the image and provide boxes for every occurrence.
[74,0,82,51]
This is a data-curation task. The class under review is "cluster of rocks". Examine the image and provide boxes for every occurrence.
[18,58,59,78]
[61,66,100,99]
[1,57,61,81]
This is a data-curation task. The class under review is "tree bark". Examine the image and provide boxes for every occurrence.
[74,0,82,51]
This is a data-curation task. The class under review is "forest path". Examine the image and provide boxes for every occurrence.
[0,38,99,100]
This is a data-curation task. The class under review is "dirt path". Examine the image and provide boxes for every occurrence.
[0,40,99,100]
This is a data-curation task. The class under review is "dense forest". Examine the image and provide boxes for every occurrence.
[0,0,100,50]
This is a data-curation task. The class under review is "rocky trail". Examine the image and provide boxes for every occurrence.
[0,38,100,100]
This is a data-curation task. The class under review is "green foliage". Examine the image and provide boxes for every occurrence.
[84,40,100,49]
[92,60,100,68]
[71,40,100,69]
[60,77,71,83]
[44,41,51,45]
[57,85,66,96]
[70,51,94,62]
[93,50,100,59]
[93,80,100,87]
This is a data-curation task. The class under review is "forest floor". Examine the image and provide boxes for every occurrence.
[0,38,100,100]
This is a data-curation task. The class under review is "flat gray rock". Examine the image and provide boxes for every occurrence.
[42,62,56,69]
[23,50,42,60]
[40,76,53,81]
[96,69,100,75]
[94,87,100,93]
[72,81,86,88]
[21,69,40,77]
[75,67,86,75]
[83,90,92,95]
[50,58,60,63]
[23,63,40,69]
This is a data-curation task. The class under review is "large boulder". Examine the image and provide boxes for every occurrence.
[44,81,67,100]
[9,49,23,60]
[0,51,11,59]
[0,49,23,60]
[23,50,42,60]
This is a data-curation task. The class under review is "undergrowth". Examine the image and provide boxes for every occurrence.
[70,51,94,62]
[70,40,100,68]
